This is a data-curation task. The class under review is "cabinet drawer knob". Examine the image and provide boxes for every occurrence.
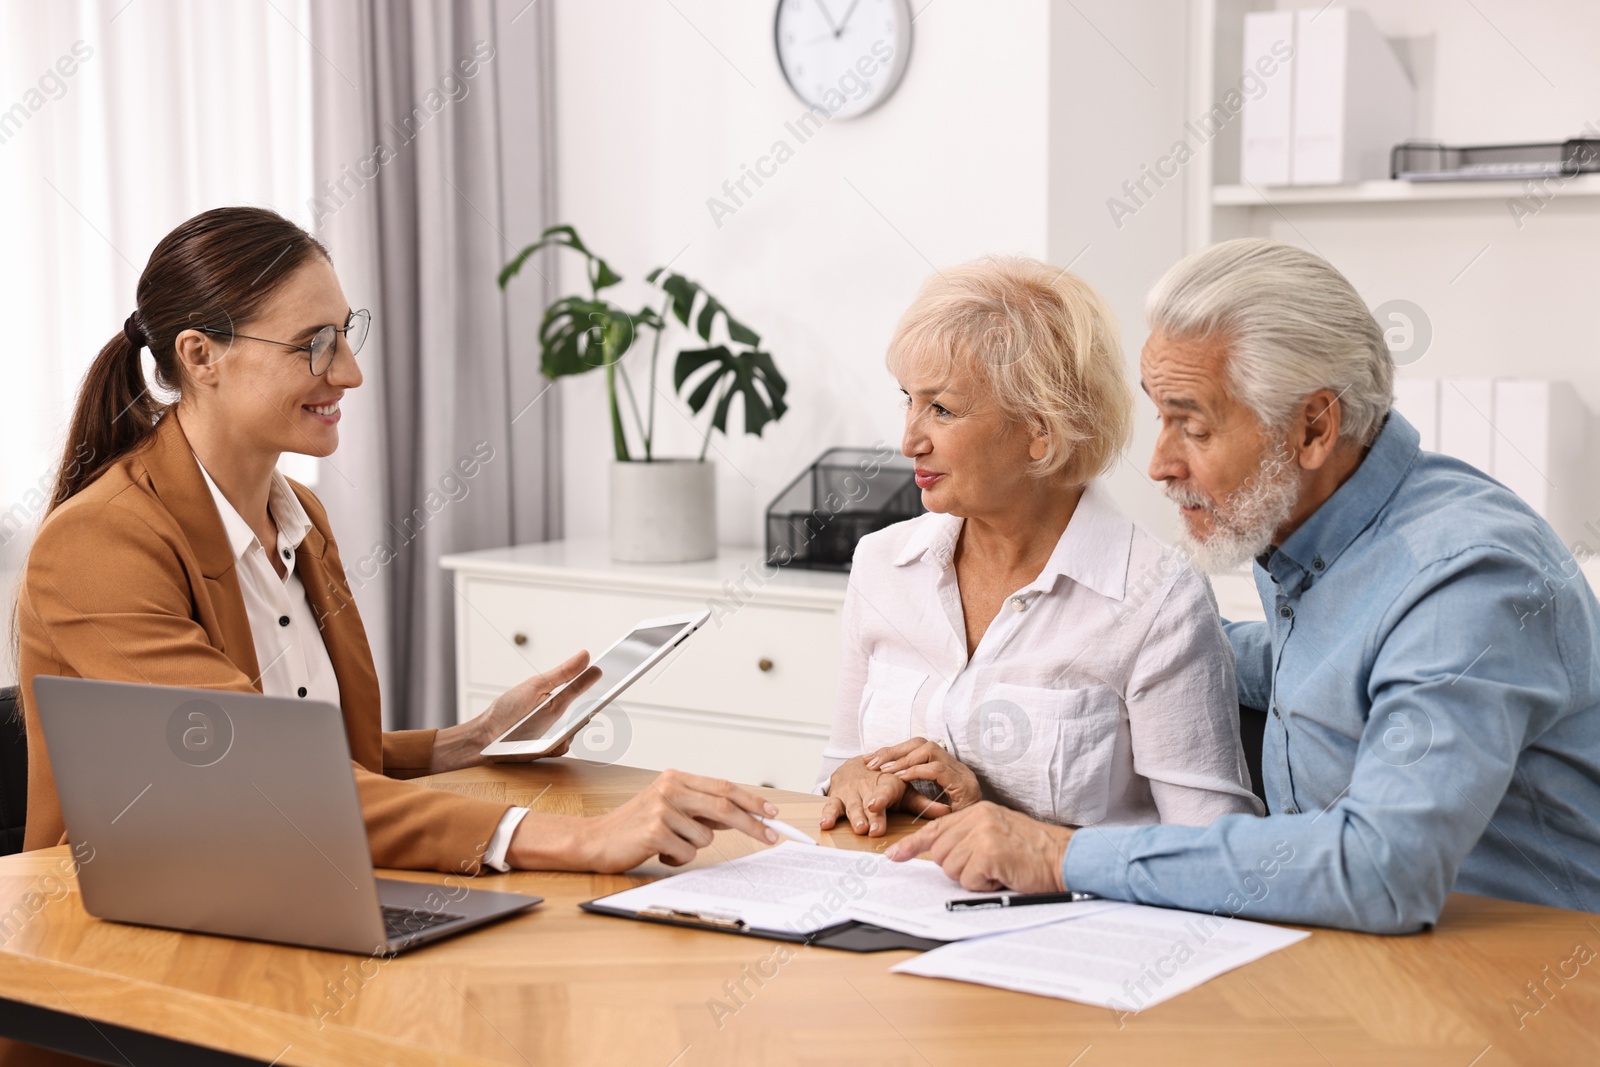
[758,657,773,672]
[513,632,529,647]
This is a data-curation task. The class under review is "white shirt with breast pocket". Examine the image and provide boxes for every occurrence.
[818,480,1263,829]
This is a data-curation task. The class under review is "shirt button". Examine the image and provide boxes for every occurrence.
[297,686,308,698]
[278,615,290,627]
[1311,557,1325,571]
[1010,598,1026,612]
[1285,806,1299,815]
[1272,707,1281,719]
[282,548,291,560]
[1278,605,1294,619]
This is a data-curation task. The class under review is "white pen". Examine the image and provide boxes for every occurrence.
[758,815,818,845]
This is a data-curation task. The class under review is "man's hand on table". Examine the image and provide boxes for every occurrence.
[886,801,1074,892]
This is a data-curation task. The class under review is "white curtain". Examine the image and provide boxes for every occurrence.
[0,0,314,683]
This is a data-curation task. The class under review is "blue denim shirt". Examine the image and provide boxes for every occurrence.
[1063,412,1600,933]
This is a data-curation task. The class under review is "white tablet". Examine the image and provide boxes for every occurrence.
[480,610,710,760]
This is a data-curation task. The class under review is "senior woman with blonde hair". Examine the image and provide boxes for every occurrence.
[817,256,1262,836]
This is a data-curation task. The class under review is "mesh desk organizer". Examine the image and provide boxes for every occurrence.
[1392,138,1600,181]
[765,448,925,571]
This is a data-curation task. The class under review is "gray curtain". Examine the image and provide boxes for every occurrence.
[309,0,563,730]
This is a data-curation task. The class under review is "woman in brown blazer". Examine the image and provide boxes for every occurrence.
[15,206,781,877]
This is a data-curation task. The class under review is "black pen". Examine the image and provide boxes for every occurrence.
[945,891,1100,911]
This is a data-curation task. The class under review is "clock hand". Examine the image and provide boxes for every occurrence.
[811,0,839,35]
[834,0,862,38]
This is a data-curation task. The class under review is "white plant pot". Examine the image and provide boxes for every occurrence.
[609,459,717,563]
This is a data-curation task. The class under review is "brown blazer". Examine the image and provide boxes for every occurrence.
[16,411,509,873]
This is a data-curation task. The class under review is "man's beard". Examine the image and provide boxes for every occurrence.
[1166,445,1300,573]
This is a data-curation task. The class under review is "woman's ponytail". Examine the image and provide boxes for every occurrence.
[45,207,328,513]
[49,324,164,510]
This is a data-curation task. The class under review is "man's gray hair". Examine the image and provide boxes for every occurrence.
[1145,238,1394,446]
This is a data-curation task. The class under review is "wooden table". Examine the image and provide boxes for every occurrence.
[0,760,1595,1066]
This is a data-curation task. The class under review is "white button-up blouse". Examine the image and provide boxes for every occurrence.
[193,457,527,870]
[193,457,340,705]
[816,481,1264,828]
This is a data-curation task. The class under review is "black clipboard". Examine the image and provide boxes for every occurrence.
[579,900,947,953]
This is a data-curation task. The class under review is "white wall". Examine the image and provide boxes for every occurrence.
[539,0,1600,553]
[1046,1,1191,539]
[546,0,1052,548]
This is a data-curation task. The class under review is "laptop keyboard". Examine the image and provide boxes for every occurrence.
[382,904,466,942]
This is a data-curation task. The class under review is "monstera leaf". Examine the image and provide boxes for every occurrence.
[647,269,760,346]
[537,296,640,378]
[674,345,789,438]
[499,224,791,462]
[500,224,621,293]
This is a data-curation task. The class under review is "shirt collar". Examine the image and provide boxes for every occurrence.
[1263,410,1420,590]
[893,510,956,566]
[892,480,1132,602]
[192,454,314,562]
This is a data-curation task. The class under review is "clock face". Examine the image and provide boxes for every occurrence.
[774,0,913,120]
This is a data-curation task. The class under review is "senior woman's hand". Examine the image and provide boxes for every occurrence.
[867,737,983,811]
[821,754,955,836]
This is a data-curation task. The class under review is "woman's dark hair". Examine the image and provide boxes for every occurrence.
[48,206,329,510]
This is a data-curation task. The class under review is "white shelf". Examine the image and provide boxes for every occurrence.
[1213,173,1600,207]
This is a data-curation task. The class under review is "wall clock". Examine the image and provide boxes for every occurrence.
[774,0,913,120]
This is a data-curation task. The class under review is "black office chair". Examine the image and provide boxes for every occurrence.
[1,686,25,855]
[1239,703,1268,810]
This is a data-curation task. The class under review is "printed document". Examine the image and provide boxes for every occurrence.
[592,842,1116,942]
[892,903,1310,1010]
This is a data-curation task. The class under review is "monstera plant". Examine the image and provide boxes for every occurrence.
[499,224,789,561]
[498,224,788,463]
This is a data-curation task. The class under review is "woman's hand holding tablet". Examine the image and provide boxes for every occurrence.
[479,611,710,761]
[429,649,595,772]
[436,610,784,871]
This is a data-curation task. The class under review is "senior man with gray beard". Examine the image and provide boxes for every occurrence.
[886,238,1600,934]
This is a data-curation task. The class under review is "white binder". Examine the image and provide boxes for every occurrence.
[1438,378,1496,474]
[1240,11,1296,185]
[1291,8,1414,185]
[1392,378,1440,452]
[1491,379,1588,529]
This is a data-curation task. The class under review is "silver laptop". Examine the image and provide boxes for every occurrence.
[33,676,540,955]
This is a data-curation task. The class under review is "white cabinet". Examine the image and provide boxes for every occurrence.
[439,541,848,791]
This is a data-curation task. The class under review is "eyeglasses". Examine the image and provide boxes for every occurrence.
[196,308,371,376]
